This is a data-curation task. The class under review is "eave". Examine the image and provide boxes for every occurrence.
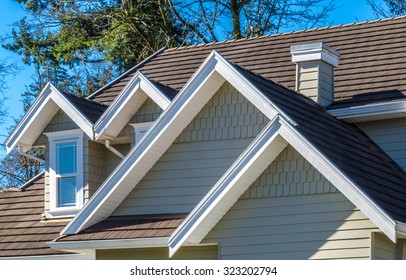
[328,100,406,122]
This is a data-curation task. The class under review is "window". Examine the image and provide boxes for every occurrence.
[46,129,83,217]
[130,122,154,145]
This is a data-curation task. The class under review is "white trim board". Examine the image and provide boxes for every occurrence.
[5,83,94,154]
[61,51,399,255]
[327,100,406,122]
[94,71,170,139]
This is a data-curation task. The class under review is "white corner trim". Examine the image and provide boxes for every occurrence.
[5,83,94,154]
[168,116,287,257]
[48,237,169,253]
[327,100,406,121]
[94,71,170,139]
[277,118,397,242]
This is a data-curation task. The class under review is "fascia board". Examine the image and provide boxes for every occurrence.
[5,83,54,154]
[94,71,170,139]
[168,116,287,257]
[62,50,298,237]
[327,100,406,121]
[213,53,297,126]
[62,52,227,236]
[49,87,94,139]
[48,237,168,252]
[277,118,397,242]
[94,74,144,138]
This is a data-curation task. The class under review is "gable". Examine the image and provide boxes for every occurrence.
[112,82,269,216]
[33,110,79,146]
[203,145,378,260]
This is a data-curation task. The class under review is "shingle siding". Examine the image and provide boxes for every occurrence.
[204,146,378,260]
[113,83,268,216]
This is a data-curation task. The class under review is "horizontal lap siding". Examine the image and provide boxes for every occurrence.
[372,233,396,260]
[357,118,406,171]
[113,139,252,215]
[113,82,268,216]
[204,146,377,260]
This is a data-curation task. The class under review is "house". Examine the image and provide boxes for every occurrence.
[1,17,406,260]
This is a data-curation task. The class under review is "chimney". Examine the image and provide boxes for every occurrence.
[290,42,340,106]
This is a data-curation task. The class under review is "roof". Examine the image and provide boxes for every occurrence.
[0,173,70,257]
[237,65,406,222]
[61,92,107,124]
[57,214,186,242]
[89,17,406,106]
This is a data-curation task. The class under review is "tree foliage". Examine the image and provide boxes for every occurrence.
[168,0,336,41]
[368,0,406,18]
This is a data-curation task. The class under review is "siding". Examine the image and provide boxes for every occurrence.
[105,144,131,175]
[96,245,218,260]
[357,118,406,171]
[113,82,269,216]
[371,232,396,260]
[34,110,79,146]
[117,97,163,140]
[204,146,378,260]
[86,141,107,200]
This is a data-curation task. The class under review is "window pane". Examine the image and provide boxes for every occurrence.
[56,142,77,174]
[57,177,76,207]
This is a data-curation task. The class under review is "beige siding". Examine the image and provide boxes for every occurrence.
[175,82,268,143]
[204,146,378,260]
[117,97,163,140]
[96,245,218,260]
[34,110,79,146]
[86,141,107,200]
[113,83,268,216]
[371,232,396,260]
[357,118,406,171]
[297,61,334,106]
[105,144,131,175]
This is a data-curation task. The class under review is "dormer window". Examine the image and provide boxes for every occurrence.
[46,129,83,217]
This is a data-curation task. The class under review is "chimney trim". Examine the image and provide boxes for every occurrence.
[290,42,340,67]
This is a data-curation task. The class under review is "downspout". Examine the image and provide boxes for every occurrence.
[105,140,125,159]
[18,147,45,164]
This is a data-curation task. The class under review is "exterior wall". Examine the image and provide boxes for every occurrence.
[371,232,397,260]
[357,118,406,171]
[117,97,163,141]
[34,110,79,146]
[296,61,334,106]
[203,146,379,260]
[113,83,269,216]
[105,144,131,175]
[96,246,218,260]
[86,141,107,201]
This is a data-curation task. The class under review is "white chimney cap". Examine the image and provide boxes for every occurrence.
[290,42,340,67]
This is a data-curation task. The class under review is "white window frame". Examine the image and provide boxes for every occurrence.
[45,129,84,218]
[130,122,154,145]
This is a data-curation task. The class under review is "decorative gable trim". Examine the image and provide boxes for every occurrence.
[5,83,94,154]
[94,71,170,139]
[168,116,287,256]
[167,116,398,256]
[61,51,399,254]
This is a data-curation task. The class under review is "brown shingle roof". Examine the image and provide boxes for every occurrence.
[0,173,70,257]
[57,214,186,242]
[236,65,406,222]
[61,92,108,124]
[89,17,406,106]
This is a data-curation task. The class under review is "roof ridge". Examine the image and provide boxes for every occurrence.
[165,16,406,52]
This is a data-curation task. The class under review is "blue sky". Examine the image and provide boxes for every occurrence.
[0,0,382,148]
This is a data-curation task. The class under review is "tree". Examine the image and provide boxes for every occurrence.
[368,0,406,18]
[167,0,336,42]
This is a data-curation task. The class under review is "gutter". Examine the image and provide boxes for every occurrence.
[105,140,125,159]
